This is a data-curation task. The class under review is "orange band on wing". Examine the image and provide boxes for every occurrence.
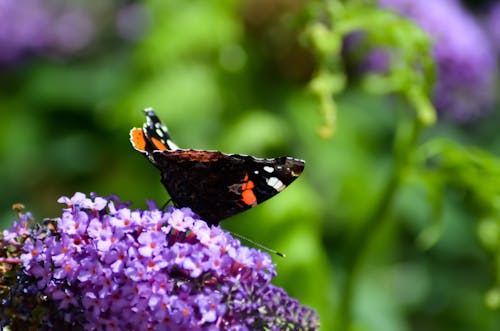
[151,137,168,151]
[130,128,147,152]
[241,189,257,206]
[241,173,257,206]
[241,180,255,191]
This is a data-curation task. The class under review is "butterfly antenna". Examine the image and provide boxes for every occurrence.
[230,231,286,258]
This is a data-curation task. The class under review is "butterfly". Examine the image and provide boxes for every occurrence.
[130,108,305,225]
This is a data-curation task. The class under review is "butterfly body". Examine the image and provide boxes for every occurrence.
[130,108,305,225]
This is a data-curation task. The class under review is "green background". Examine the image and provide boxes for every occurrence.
[2,1,500,330]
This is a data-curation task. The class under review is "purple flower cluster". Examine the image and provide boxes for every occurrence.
[2,208,31,242]
[19,193,319,330]
[0,0,148,64]
[486,3,500,53]
[380,0,496,120]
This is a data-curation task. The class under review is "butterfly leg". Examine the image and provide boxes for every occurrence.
[160,198,173,211]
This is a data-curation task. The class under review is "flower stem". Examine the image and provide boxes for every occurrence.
[337,110,423,330]
[0,257,21,264]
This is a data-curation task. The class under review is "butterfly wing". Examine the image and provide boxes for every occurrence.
[130,108,179,156]
[150,150,305,225]
[130,108,305,225]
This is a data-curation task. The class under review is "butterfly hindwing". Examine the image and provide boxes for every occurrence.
[150,150,304,224]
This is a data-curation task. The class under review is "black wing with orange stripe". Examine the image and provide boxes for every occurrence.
[130,109,305,225]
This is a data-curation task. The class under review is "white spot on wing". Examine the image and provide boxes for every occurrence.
[156,128,164,137]
[263,166,274,173]
[254,170,259,174]
[166,139,179,151]
[267,177,286,192]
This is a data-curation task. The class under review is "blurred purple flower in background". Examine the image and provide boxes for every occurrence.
[379,0,496,121]
[52,9,95,54]
[0,0,149,64]
[486,3,500,53]
[116,4,150,42]
[0,0,52,62]
[4,193,319,330]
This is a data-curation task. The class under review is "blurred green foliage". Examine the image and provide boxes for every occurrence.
[3,0,500,330]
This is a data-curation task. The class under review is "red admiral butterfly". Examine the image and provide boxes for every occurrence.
[130,108,305,225]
